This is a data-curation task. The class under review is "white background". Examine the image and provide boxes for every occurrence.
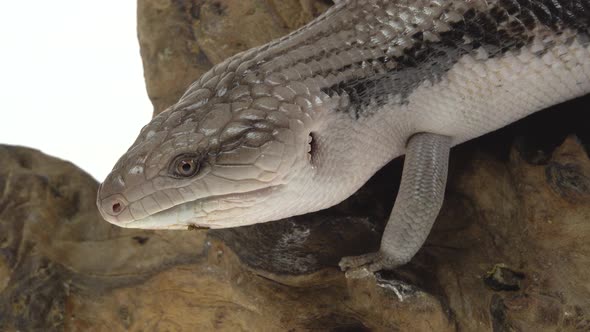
[0,1,152,182]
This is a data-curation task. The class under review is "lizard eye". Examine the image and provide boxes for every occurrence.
[172,155,200,177]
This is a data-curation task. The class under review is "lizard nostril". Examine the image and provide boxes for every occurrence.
[98,194,128,219]
[112,201,123,214]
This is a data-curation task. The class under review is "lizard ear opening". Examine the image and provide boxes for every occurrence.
[307,132,318,165]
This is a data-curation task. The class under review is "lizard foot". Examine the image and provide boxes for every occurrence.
[339,251,402,279]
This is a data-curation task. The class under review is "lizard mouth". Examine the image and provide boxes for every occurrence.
[111,185,283,230]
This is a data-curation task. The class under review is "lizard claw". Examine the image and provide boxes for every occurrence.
[339,251,400,279]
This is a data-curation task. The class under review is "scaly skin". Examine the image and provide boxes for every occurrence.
[97,0,590,276]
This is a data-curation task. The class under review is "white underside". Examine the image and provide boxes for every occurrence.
[287,32,590,222]
[385,32,590,152]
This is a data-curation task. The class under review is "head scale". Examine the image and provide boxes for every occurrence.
[96,53,324,229]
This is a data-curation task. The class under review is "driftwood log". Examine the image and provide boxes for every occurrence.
[1,0,589,330]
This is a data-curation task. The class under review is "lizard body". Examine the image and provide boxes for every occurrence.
[97,0,590,275]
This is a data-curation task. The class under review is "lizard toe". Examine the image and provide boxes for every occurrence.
[339,251,405,279]
[339,252,381,271]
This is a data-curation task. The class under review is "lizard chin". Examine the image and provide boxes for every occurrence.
[108,185,284,230]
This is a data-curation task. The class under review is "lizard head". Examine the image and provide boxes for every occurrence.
[96,62,337,229]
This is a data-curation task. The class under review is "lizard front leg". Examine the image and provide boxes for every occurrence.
[339,133,452,278]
